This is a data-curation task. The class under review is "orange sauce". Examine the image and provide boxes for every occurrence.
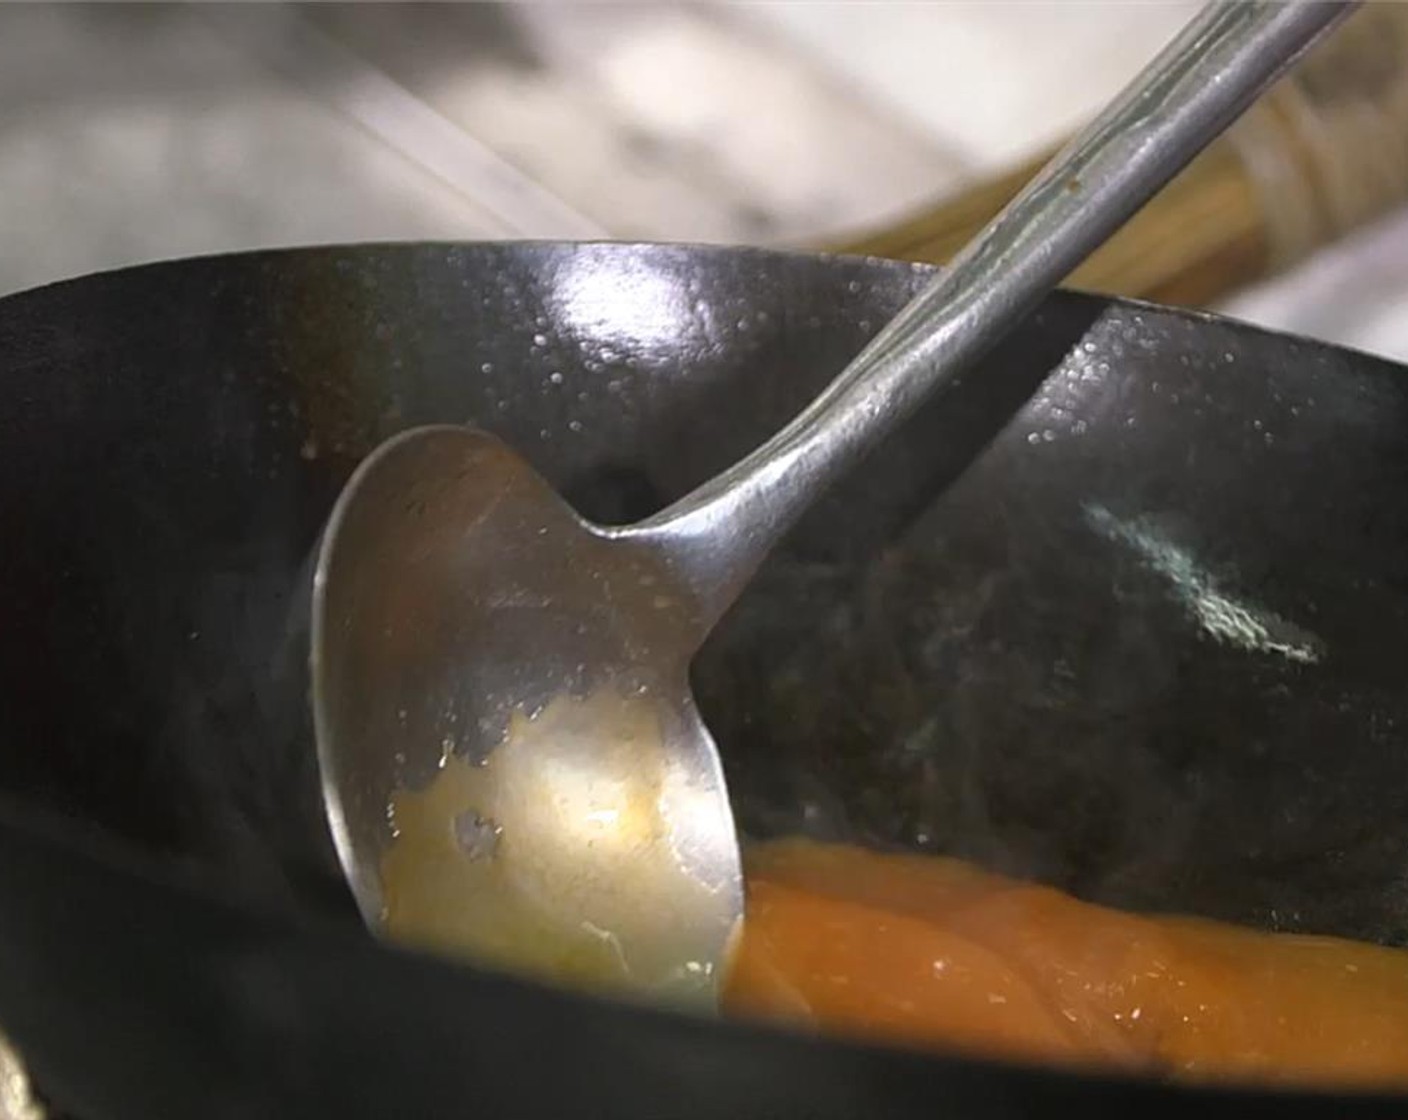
[724,839,1408,1088]
[378,709,1408,1088]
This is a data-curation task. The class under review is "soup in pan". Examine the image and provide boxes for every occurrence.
[727,838,1408,1089]
[381,740,1408,1091]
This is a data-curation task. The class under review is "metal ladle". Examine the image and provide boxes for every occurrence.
[311,0,1353,1014]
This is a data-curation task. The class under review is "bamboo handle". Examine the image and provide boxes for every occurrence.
[832,4,1408,308]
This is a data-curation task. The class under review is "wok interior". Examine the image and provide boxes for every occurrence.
[2,242,1408,953]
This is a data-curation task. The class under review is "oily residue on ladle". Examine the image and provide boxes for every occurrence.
[380,690,738,1006]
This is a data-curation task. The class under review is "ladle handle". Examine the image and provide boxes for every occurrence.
[833,4,1408,308]
[633,0,1355,632]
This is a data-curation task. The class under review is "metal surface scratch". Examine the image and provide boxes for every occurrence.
[1084,503,1323,664]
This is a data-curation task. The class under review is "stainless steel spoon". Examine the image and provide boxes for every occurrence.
[311,0,1353,1014]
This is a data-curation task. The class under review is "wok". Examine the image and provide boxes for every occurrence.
[0,242,1406,1117]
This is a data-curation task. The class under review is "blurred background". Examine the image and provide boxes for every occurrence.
[4,1,1408,361]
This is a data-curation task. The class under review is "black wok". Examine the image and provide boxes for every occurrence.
[0,242,1406,1117]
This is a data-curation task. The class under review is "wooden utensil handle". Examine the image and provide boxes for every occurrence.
[832,5,1408,308]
